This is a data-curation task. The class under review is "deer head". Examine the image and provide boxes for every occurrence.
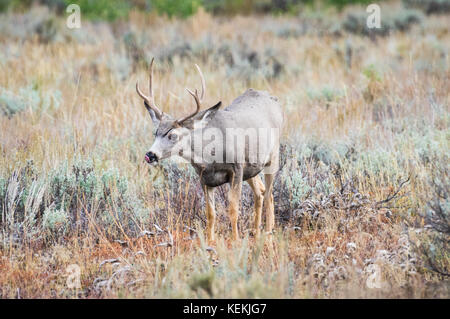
[136,58,221,165]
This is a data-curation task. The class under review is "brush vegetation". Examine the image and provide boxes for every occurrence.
[0,1,449,298]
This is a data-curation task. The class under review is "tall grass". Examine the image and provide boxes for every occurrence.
[0,2,448,298]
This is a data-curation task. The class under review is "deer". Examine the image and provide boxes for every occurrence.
[135,58,283,242]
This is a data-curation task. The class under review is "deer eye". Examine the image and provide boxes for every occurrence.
[168,133,177,141]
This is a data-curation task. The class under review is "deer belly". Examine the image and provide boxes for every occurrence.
[201,170,230,187]
[200,165,264,187]
[243,165,264,181]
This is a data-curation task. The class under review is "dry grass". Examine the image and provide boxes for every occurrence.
[0,2,449,298]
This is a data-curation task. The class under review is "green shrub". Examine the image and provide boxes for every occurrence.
[0,6,64,43]
[0,0,392,18]
[324,0,374,9]
[0,86,36,116]
[412,155,450,277]
[202,0,381,15]
[0,0,33,12]
[145,34,286,81]
[306,86,344,103]
[0,85,61,117]
[202,0,259,15]
[151,0,201,18]
[0,0,12,12]
[0,159,148,246]
[48,159,147,236]
[363,64,383,82]
[63,0,131,21]
[34,15,59,43]
[274,142,338,218]
[42,207,69,239]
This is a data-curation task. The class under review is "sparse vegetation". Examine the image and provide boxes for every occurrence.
[0,1,448,298]
[403,0,450,15]
[342,8,423,36]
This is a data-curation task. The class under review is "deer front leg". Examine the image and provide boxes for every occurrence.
[228,169,243,241]
[247,176,265,237]
[202,184,216,243]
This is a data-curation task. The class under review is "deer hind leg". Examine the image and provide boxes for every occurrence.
[202,185,216,243]
[228,170,243,241]
[263,173,275,234]
[247,175,265,237]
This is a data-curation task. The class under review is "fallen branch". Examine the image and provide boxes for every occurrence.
[375,176,410,207]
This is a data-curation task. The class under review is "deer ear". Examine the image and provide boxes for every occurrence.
[183,101,222,130]
[145,101,160,126]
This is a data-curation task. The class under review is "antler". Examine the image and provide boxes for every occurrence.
[136,58,163,120]
[176,64,206,125]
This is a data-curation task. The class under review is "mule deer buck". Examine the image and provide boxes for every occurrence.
[136,59,283,241]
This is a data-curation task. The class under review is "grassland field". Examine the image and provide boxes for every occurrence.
[0,0,449,298]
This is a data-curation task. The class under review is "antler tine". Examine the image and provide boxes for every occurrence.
[149,58,155,102]
[187,88,201,114]
[136,58,163,119]
[176,64,206,125]
[176,89,201,124]
[194,64,205,101]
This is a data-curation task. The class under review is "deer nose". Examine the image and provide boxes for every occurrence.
[145,152,158,164]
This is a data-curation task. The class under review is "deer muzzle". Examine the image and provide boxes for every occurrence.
[145,151,158,164]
